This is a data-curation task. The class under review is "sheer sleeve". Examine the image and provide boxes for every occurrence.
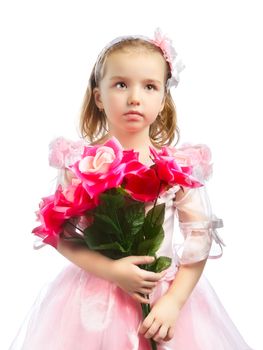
[173,144,225,265]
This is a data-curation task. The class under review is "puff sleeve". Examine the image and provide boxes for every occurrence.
[48,136,85,187]
[173,144,225,265]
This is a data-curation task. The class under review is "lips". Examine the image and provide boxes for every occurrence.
[124,110,143,117]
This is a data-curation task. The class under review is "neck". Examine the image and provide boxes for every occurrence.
[103,130,157,166]
[106,130,153,152]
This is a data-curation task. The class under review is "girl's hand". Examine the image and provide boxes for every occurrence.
[110,256,166,304]
[139,292,180,342]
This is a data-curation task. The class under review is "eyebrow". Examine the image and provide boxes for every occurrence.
[109,76,162,85]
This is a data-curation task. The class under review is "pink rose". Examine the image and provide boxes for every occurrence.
[122,149,149,174]
[32,194,65,248]
[150,147,202,188]
[55,180,96,216]
[70,138,128,198]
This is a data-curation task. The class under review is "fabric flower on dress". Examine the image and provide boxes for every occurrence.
[163,144,213,181]
[49,137,85,169]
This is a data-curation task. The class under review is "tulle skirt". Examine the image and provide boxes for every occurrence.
[9,263,252,350]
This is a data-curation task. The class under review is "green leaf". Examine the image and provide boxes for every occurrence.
[148,256,172,272]
[84,225,109,246]
[86,241,128,252]
[81,190,171,277]
[94,213,123,236]
[141,203,165,239]
[123,201,145,236]
[136,228,164,256]
[130,222,163,256]
[84,191,128,243]
[99,189,125,210]
[146,203,165,227]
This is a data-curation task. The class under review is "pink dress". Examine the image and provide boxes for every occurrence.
[9,138,252,350]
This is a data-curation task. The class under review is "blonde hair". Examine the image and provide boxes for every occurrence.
[79,38,180,147]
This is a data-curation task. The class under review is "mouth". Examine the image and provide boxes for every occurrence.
[124,110,143,118]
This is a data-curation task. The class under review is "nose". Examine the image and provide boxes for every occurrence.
[127,88,140,106]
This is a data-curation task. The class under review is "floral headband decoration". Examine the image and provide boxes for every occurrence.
[151,28,185,89]
[94,28,185,90]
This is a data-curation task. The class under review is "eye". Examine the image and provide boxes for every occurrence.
[115,82,127,89]
[146,84,157,91]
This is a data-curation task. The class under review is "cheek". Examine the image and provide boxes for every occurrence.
[147,98,165,122]
[107,94,124,110]
[150,96,164,113]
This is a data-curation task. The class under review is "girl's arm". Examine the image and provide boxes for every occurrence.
[49,141,165,301]
[165,258,207,308]
[140,182,222,342]
[57,237,165,304]
[139,258,207,342]
[53,165,165,303]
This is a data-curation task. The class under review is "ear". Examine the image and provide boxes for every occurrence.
[93,87,104,110]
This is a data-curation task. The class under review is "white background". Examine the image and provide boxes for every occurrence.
[1,0,262,349]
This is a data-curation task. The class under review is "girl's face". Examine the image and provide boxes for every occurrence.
[93,49,167,136]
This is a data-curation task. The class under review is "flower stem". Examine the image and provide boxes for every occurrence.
[149,181,163,224]
[141,295,157,350]
[150,337,157,350]
[63,220,85,239]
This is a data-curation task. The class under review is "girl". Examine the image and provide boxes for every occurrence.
[10,29,252,349]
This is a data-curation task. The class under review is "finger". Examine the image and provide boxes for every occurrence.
[131,292,150,304]
[141,281,157,289]
[153,324,168,342]
[142,270,166,282]
[144,320,161,339]
[164,326,175,341]
[139,314,155,334]
[129,255,155,265]
[138,287,154,295]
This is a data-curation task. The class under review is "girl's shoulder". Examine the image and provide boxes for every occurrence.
[48,136,213,181]
[48,136,111,169]
[166,142,213,181]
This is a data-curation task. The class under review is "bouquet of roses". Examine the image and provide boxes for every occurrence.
[32,137,202,350]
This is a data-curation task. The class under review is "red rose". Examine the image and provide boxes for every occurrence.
[124,167,162,202]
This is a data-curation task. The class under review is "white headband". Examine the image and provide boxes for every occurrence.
[94,28,185,90]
